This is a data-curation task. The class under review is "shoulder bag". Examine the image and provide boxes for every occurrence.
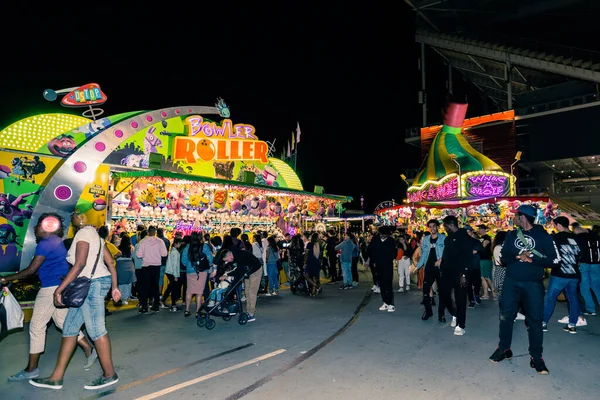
[61,237,103,308]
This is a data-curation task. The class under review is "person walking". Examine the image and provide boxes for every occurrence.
[489,205,560,375]
[439,216,472,335]
[30,211,121,390]
[335,231,355,290]
[3,213,96,382]
[416,220,446,320]
[369,226,398,312]
[135,226,168,313]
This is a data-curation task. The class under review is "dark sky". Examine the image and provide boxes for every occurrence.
[1,5,441,212]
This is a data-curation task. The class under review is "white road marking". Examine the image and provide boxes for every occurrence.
[134,349,287,400]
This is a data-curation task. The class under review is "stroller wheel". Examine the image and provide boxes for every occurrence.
[238,313,248,325]
[205,318,216,330]
[290,285,297,295]
[197,316,206,328]
[222,315,233,321]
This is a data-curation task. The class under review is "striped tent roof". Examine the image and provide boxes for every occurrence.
[413,103,504,186]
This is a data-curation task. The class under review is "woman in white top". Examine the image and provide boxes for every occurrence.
[30,212,121,391]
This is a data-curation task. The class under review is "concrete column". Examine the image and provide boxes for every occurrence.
[506,61,513,109]
[421,42,427,126]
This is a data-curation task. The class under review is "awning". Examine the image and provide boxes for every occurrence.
[406,196,549,210]
[549,196,600,227]
[111,169,352,203]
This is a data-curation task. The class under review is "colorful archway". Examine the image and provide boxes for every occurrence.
[20,106,220,268]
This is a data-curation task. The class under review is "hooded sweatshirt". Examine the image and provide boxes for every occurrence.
[501,225,560,281]
[551,231,580,279]
[335,238,354,263]
[440,228,472,277]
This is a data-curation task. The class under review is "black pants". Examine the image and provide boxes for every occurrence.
[499,278,544,358]
[379,265,394,306]
[439,271,467,328]
[423,266,441,316]
[180,269,187,301]
[351,256,359,282]
[467,268,482,302]
[328,255,338,281]
[133,269,143,297]
[369,262,378,287]
[140,265,161,309]
[165,274,182,305]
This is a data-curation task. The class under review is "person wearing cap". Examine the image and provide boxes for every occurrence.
[369,226,398,312]
[489,204,560,375]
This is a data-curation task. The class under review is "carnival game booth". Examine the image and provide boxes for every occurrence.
[375,102,600,232]
[0,97,350,305]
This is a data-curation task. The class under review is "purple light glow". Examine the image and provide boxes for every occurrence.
[408,177,458,202]
[466,175,508,197]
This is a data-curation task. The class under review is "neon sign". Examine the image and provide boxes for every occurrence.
[465,174,509,197]
[61,83,107,107]
[408,177,458,202]
[172,116,269,164]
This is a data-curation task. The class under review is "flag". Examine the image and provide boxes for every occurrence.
[291,132,295,150]
[296,122,301,143]
[287,140,291,157]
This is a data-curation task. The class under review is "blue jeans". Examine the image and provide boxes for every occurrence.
[267,262,279,293]
[63,276,111,341]
[580,263,600,313]
[281,262,289,282]
[341,261,352,286]
[543,276,579,326]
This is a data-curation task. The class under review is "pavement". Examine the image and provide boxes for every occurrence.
[1,268,599,400]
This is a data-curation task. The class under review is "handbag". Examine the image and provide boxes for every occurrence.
[61,238,103,308]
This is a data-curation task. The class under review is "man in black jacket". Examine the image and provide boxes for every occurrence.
[369,226,398,312]
[326,230,339,282]
[489,205,560,375]
[573,223,600,316]
[440,216,471,335]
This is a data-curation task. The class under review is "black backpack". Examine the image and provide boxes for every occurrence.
[190,248,211,273]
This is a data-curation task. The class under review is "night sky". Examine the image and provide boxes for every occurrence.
[0,5,474,212]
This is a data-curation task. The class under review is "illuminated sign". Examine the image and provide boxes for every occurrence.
[465,174,509,197]
[172,116,269,164]
[408,176,458,203]
[61,83,107,107]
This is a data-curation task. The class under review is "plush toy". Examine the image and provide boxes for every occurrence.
[326,203,336,217]
[127,190,141,213]
[544,201,556,220]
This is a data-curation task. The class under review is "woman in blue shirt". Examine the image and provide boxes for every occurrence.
[2,213,95,382]
[181,231,213,317]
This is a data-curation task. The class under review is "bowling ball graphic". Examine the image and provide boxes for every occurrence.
[197,139,216,161]
[92,199,107,211]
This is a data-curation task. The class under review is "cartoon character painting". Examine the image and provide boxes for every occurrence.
[213,161,235,180]
[72,117,112,139]
[0,190,40,227]
[47,134,77,157]
[10,156,46,185]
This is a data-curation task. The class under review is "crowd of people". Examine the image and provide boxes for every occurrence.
[2,203,599,391]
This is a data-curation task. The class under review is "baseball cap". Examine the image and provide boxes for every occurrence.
[516,204,536,218]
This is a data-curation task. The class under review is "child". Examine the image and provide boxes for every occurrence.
[165,238,184,312]
[207,262,239,307]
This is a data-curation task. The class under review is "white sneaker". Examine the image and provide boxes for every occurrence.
[398,288,404,293]
[405,286,410,291]
[373,286,381,293]
[557,316,587,326]
[515,312,526,321]
[379,303,389,311]
[387,305,396,312]
[451,316,457,328]
[454,326,465,336]
[371,285,377,291]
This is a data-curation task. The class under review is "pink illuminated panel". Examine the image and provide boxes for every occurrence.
[408,177,458,202]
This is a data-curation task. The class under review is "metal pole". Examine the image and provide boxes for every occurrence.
[421,42,427,126]
[506,61,513,109]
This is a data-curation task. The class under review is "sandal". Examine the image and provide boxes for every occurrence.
[184,311,191,317]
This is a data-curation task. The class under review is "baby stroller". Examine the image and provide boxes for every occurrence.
[197,264,249,330]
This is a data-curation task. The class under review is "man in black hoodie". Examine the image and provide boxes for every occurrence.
[369,226,397,312]
[440,216,472,335]
[542,216,581,333]
[489,205,560,375]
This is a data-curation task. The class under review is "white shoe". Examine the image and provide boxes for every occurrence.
[373,286,381,293]
[398,288,404,293]
[379,303,389,311]
[454,326,465,336]
[515,312,526,321]
[405,286,410,291]
[371,285,377,291]
[557,316,587,326]
[451,316,457,328]
[387,305,396,313]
